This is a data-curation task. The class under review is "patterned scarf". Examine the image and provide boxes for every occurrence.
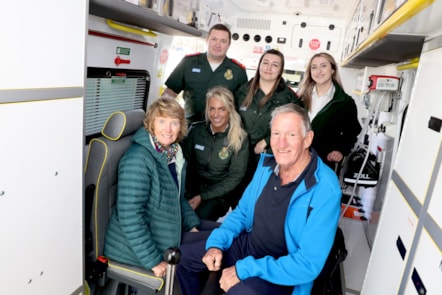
[151,135,178,163]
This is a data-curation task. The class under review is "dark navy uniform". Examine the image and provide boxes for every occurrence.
[165,53,248,124]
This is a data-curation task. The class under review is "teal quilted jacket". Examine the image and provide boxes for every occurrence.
[104,127,200,270]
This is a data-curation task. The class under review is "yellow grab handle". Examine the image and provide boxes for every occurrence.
[106,19,157,37]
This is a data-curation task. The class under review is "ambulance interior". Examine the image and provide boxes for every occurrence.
[1,0,441,294]
[86,0,442,294]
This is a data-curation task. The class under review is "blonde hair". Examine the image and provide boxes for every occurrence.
[205,87,247,154]
[143,97,187,142]
[297,52,343,111]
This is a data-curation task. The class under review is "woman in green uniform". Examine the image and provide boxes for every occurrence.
[181,86,249,221]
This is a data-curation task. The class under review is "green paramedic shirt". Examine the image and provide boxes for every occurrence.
[165,52,248,124]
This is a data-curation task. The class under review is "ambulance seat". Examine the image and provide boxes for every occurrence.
[84,109,166,294]
[311,227,347,295]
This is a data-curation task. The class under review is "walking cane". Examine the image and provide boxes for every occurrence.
[164,247,181,295]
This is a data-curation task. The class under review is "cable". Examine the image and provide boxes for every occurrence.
[340,90,389,220]
[340,147,370,219]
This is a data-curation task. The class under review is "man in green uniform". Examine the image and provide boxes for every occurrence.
[163,24,248,124]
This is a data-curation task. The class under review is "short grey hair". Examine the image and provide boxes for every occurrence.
[270,103,311,136]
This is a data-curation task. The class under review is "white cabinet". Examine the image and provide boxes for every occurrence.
[361,183,418,294]
[403,230,442,295]
[361,37,442,295]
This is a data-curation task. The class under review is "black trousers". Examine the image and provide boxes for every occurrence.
[177,232,293,295]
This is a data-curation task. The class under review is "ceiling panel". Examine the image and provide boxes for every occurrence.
[230,0,358,18]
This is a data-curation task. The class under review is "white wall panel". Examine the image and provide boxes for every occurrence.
[394,47,442,203]
[428,156,442,228]
[403,230,442,295]
[0,98,83,294]
[227,12,347,71]
[87,15,156,71]
[0,1,87,89]
[362,37,442,295]
[361,183,417,295]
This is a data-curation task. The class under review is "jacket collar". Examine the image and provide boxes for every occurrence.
[330,82,349,103]
[262,148,319,190]
[132,127,183,162]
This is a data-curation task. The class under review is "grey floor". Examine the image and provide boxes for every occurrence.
[339,217,371,295]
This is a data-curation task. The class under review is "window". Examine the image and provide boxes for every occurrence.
[85,68,149,141]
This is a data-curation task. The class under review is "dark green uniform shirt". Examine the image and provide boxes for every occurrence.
[165,53,248,124]
[181,122,249,220]
[235,79,302,148]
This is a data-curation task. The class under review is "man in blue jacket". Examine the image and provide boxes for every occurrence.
[176,103,342,295]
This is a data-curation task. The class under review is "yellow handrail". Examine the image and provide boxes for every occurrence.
[341,0,434,66]
[397,57,420,70]
[106,19,157,37]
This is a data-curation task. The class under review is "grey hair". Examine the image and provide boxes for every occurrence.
[270,103,311,136]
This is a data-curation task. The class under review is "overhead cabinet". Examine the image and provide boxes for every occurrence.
[89,0,202,37]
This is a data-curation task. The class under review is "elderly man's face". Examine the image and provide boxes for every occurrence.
[270,112,312,168]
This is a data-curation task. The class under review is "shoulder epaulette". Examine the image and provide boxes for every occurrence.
[185,52,202,58]
[231,58,246,70]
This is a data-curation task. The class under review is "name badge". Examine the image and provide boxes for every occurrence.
[192,68,201,73]
[194,144,205,151]
[239,106,247,111]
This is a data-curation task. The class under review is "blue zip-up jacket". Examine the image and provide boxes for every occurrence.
[206,150,341,295]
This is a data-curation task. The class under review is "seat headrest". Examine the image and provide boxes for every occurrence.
[102,109,145,140]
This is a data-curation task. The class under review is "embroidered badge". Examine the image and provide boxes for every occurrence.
[224,69,233,80]
[218,147,229,160]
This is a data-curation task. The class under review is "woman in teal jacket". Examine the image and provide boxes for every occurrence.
[104,98,201,278]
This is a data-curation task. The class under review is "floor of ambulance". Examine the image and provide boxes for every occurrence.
[339,217,372,295]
